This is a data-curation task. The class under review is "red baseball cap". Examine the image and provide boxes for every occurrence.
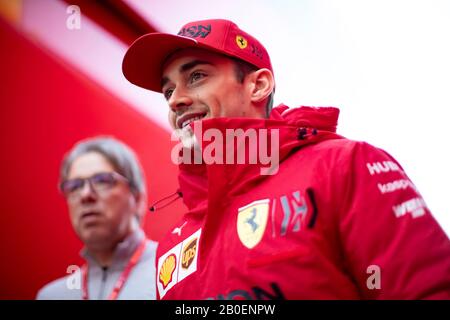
[122,19,273,92]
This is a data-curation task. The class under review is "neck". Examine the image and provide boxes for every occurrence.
[89,246,116,268]
[85,220,140,267]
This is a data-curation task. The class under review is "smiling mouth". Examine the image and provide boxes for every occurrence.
[177,112,207,129]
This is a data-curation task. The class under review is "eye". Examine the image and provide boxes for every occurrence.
[189,71,206,83]
[163,88,174,100]
[61,178,84,194]
[91,172,116,188]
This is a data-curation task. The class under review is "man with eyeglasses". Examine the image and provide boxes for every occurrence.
[36,137,157,300]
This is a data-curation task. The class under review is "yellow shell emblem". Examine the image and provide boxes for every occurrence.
[237,199,269,249]
[159,254,176,289]
[236,35,248,49]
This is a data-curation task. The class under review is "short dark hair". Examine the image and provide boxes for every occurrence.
[231,57,274,117]
[232,57,257,83]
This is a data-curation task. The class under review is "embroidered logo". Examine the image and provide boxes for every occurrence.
[172,221,187,236]
[393,197,427,218]
[236,35,248,49]
[178,24,211,38]
[279,190,309,236]
[237,199,270,249]
[158,254,176,289]
[157,228,202,298]
[181,238,197,269]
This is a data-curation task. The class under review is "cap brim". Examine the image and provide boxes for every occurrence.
[122,33,198,92]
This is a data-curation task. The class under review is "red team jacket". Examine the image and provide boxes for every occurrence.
[156,105,450,299]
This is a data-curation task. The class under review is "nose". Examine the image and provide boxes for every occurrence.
[79,180,97,203]
[168,86,193,113]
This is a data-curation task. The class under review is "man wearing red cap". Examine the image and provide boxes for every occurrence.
[123,19,450,299]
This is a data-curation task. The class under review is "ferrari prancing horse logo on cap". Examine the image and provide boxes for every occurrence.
[236,35,248,49]
[237,199,270,249]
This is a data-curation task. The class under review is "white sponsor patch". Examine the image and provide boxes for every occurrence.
[157,228,201,299]
[178,229,201,282]
[393,197,427,218]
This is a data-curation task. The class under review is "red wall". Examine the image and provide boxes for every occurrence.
[0,17,184,299]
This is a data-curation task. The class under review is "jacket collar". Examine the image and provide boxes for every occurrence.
[178,104,342,213]
[81,228,146,270]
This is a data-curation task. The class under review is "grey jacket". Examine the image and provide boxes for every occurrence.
[36,229,157,300]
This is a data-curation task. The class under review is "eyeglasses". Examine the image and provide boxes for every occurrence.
[60,172,129,199]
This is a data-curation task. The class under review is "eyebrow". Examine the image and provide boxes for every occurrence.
[161,60,213,89]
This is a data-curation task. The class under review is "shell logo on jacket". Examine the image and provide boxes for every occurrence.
[158,254,176,289]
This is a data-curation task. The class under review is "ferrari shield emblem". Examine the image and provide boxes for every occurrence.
[237,199,270,249]
[236,35,248,49]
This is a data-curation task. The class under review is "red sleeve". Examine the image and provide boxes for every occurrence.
[338,141,450,299]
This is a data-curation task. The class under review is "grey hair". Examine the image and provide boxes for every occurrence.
[60,137,146,197]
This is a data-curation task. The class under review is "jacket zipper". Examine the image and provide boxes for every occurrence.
[98,267,108,300]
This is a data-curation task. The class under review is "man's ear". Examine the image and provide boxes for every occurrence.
[248,68,275,104]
